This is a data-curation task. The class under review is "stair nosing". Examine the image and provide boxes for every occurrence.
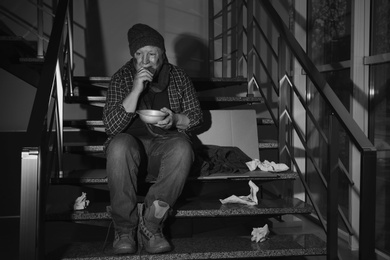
[65,96,264,103]
[55,234,326,259]
[51,171,299,185]
[46,197,314,221]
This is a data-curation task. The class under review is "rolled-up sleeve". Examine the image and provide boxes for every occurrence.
[103,68,136,137]
[169,66,203,132]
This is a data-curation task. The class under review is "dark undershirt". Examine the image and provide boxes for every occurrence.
[125,86,172,136]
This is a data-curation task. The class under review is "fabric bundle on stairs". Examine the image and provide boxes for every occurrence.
[191,145,252,176]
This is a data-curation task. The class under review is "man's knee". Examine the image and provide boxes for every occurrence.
[107,133,140,158]
[169,136,194,160]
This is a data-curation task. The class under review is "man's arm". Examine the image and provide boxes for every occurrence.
[122,66,153,113]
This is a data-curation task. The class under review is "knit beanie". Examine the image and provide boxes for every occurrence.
[127,24,166,57]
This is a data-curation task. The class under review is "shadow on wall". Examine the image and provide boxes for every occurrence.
[173,33,209,78]
[84,0,107,75]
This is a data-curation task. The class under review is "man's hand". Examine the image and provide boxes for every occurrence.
[154,107,174,129]
[122,67,154,113]
[132,67,154,94]
[154,107,190,130]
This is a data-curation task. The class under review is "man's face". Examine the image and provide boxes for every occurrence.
[133,45,163,74]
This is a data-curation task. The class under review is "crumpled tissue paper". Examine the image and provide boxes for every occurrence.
[220,180,259,205]
[251,224,270,243]
[246,159,289,172]
[73,192,90,210]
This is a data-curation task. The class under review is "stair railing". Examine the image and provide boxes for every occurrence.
[0,0,55,58]
[208,0,246,79]
[261,1,376,259]
[210,1,377,259]
[19,0,72,259]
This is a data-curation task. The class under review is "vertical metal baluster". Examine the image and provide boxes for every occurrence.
[66,2,74,96]
[37,0,44,58]
[328,113,339,260]
[55,60,64,178]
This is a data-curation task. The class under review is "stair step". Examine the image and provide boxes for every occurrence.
[193,77,248,91]
[65,96,263,104]
[74,76,110,85]
[257,118,275,125]
[259,140,279,149]
[19,57,45,64]
[0,35,41,86]
[50,168,298,184]
[0,35,37,58]
[64,117,275,130]
[199,96,263,103]
[65,144,104,153]
[0,35,24,41]
[64,120,105,132]
[46,197,313,221]
[72,76,248,90]
[52,233,326,259]
[64,141,280,154]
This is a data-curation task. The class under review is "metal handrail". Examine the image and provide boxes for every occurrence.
[0,4,49,43]
[209,1,377,259]
[261,1,375,152]
[25,0,69,144]
[259,1,377,259]
[20,0,71,259]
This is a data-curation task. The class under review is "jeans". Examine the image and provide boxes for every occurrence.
[105,132,194,235]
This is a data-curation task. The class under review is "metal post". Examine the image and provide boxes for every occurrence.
[222,0,228,78]
[208,0,214,78]
[55,60,64,178]
[247,0,254,96]
[66,2,74,96]
[19,148,40,260]
[37,0,44,58]
[359,149,376,260]
[237,0,244,77]
[328,114,339,260]
[278,38,287,164]
[231,0,237,77]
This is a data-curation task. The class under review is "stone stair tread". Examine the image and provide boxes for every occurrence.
[64,120,104,127]
[257,118,275,125]
[64,117,275,130]
[65,142,282,154]
[19,57,45,63]
[65,96,263,103]
[51,168,298,184]
[46,197,313,221]
[64,144,104,153]
[73,76,247,86]
[259,140,279,149]
[50,233,326,259]
[199,96,263,103]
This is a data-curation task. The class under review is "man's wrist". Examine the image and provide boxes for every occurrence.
[173,113,189,129]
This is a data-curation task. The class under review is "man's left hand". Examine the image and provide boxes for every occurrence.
[154,107,174,129]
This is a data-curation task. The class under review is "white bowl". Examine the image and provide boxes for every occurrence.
[136,109,167,124]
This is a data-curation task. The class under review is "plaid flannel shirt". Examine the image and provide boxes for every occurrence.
[103,60,203,147]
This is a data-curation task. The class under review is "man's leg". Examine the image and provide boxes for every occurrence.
[139,134,194,254]
[106,133,144,254]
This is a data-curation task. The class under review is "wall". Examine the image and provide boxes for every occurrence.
[0,68,36,131]
[0,0,210,131]
[72,0,209,77]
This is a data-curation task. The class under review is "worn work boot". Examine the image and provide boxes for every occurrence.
[138,200,172,254]
[113,229,137,255]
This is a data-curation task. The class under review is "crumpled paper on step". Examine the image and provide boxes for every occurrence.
[246,159,289,172]
[219,180,259,205]
[251,224,270,243]
[73,192,90,210]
